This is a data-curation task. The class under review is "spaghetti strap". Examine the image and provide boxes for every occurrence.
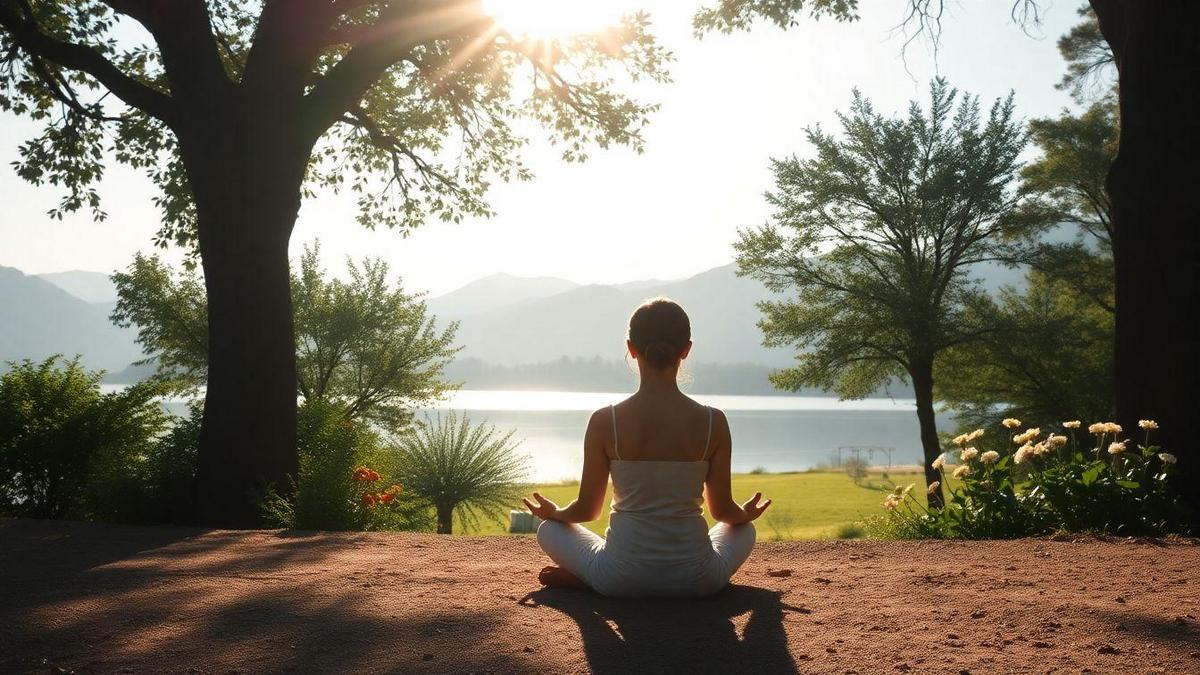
[610,404,620,460]
[701,406,714,460]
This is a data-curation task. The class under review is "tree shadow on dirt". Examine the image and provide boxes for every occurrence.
[521,584,800,674]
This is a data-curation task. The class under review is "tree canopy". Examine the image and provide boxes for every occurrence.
[111,244,459,427]
[736,79,1032,398]
[0,0,671,247]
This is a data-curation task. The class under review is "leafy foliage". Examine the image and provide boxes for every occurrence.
[867,420,1190,539]
[0,0,671,247]
[735,79,1036,399]
[0,356,169,520]
[263,400,432,532]
[393,410,527,534]
[1055,5,1115,104]
[293,243,459,429]
[112,245,459,427]
[937,270,1113,430]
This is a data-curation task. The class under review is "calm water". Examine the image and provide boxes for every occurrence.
[422,390,952,481]
[109,387,952,482]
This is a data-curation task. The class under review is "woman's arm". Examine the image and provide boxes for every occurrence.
[523,408,610,524]
[704,408,771,525]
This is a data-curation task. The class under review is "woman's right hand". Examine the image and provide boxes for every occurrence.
[741,492,772,522]
[522,492,561,521]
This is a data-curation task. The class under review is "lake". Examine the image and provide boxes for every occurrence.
[423,390,953,481]
[109,386,953,482]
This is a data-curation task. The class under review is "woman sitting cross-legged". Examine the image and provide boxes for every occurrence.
[523,297,770,598]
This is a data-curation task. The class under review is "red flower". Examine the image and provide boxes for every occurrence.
[362,492,377,507]
[380,493,395,504]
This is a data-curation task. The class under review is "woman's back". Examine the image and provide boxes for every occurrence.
[604,401,715,565]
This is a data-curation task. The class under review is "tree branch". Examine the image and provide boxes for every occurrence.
[302,0,494,140]
[0,0,174,122]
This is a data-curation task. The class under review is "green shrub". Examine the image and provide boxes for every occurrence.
[393,411,527,534]
[0,357,169,520]
[263,400,431,532]
[832,522,865,539]
[868,418,1188,539]
[135,403,202,524]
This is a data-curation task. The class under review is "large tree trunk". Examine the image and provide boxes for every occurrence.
[187,106,311,527]
[910,360,945,509]
[1093,1,1200,515]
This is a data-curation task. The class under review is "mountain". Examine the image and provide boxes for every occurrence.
[36,270,119,304]
[434,257,1035,369]
[425,272,580,318]
[443,264,795,367]
[0,266,141,373]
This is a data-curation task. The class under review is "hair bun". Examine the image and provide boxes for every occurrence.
[628,297,691,370]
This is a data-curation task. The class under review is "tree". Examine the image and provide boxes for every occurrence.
[393,410,526,534]
[734,80,1034,508]
[0,1,669,526]
[1014,101,1116,315]
[938,97,1117,431]
[695,0,1200,520]
[112,246,460,428]
[936,270,1114,429]
[0,356,169,519]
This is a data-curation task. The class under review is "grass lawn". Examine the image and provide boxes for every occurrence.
[466,469,931,540]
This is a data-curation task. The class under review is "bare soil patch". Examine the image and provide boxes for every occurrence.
[2,519,1198,674]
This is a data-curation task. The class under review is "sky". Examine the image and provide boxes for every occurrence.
[0,0,1083,297]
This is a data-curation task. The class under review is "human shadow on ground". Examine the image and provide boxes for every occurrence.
[521,584,801,674]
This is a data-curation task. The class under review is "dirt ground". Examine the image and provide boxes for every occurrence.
[2,519,1198,674]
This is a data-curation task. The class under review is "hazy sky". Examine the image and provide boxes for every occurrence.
[0,1,1082,297]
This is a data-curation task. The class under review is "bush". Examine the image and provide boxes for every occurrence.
[263,400,431,532]
[866,418,1188,539]
[393,411,527,534]
[0,357,170,520]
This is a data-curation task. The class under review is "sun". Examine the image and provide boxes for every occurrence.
[480,0,633,40]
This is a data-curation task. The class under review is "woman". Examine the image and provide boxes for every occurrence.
[523,297,770,598]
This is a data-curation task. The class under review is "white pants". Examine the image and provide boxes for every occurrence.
[536,520,756,598]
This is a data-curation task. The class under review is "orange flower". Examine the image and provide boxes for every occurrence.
[362,492,376,507]
[368,469,381,481]
[384,484,402,496]
[380,493,395,504]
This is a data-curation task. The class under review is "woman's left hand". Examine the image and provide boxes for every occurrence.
[522,492,561,521]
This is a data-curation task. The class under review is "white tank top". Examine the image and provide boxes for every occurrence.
[603,404,715,565]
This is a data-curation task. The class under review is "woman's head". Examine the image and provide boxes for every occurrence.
[627,297,692,370]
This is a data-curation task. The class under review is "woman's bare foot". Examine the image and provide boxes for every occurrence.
[538,565,590,589]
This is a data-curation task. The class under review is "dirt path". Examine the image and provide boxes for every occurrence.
[2,519,1198,674]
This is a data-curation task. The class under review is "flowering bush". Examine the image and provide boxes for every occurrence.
[263,401,431,531]
[867,418,1188,539]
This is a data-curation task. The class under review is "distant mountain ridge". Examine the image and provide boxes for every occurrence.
[2,258,1028,388]
[0,266,141,373]
[36,270,118,304]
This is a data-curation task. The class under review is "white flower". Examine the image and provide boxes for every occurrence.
[1032,442,1051,457]
[953,465,971,479]
[1014,444,1033,464]
[952,433,969,447]
[932,455,946,471]
[927,481,941,495]
[1013,428,1042,445]
[1047,434,1068,448]
[1108,441,1127,455]
[1063,420,1082,429]
[1090,422,1123,436]
[1158,452,1177,465]
[1139,419,1159,430]
[883,494,901,510]
[1002,418,1021,429]
[960,447,979,462]
[981,450,1000,464]
[966,429,986,443]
